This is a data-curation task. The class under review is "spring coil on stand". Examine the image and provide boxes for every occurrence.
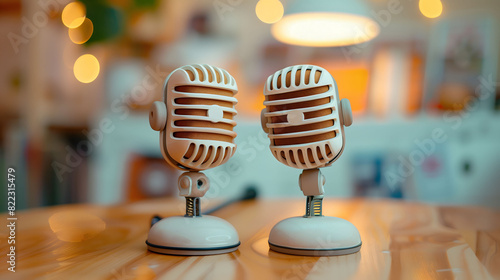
[185,197,201,217]
[305,195,323,217]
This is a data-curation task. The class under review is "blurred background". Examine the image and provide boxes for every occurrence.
[1,0,499,211]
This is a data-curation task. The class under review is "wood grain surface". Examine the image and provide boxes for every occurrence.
[1,198,499,280]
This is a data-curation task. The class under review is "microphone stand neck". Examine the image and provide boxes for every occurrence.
[185,197,201,217]
[299,168,326,217]
[178,171,210,217]
[305,195,324,217]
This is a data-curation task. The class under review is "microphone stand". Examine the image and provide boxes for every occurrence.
[268,168,362,256]
[299,168,325,217]
[146,171,240,255]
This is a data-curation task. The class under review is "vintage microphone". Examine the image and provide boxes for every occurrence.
[147,64,240,255]
[261,64,361,256]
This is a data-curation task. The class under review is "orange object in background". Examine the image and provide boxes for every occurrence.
[435,83,472,111]
[406,53,424,115]
[319,62,370,115]
[369,47,425,117]
[330,68,370,114]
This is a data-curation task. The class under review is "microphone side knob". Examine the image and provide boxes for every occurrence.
[260,108,270,134]
[149,101,167,131]
[340,99,353,127]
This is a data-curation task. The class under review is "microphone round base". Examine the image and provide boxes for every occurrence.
[268,216,361,256]
[269,243,361,256]
[146,243,239,256]
[146,215,240,256]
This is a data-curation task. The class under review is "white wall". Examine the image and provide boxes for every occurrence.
[91,111,500,209]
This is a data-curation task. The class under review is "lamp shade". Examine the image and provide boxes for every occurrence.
[272,0,380,47]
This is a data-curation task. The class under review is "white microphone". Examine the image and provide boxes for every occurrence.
[261,64,353,170]
[146,64,240,256]
[150,64,238,171]
[261,64,361,256]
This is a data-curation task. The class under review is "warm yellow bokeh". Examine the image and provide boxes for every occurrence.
[49,211,106,242]
[135,263,157,279]
[419,0,443,18]
[68,18,93,44]
[62,1,86,28]
[74,54,100,83]
[256,0,284,24]
[272,12,379,47]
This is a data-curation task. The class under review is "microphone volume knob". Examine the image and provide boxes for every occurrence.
[340,99,353,127]
[260,108,270,134]
[149,101,167,131]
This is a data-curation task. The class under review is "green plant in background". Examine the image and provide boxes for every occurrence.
[80,0,160,44]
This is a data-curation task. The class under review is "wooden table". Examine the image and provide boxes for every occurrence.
[1,198,499,280]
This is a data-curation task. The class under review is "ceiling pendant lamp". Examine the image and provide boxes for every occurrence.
[272,0,380,47]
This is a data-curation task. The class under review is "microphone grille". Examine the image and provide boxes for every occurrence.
[263,65,343,169]
[165,64,238,170]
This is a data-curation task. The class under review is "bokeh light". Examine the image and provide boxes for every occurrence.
[256,0,284,24]
[68,18,94,44]
[73,54,100,83]
[419,0,443,18]
[49,211,106,242]
[62,1,86,28]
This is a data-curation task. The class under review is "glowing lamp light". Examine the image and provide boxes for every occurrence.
[419,0,443,19]
[256,0,284,24]
[271,0,379,47]
[62,1,86,28]
[74,54,100,83]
